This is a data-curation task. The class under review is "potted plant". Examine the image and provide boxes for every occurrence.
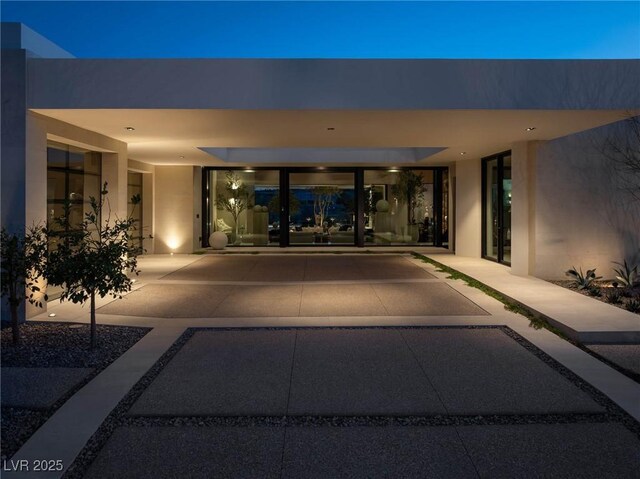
[391,170,427,241]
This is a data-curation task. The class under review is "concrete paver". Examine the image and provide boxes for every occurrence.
[288,329,446,415]
[403,329,603,414]
[587,344,640,376]
[373,282,488,316]
[129,330,296,416]
[84,426,284,479]
[457,423,640,479]
[282,426,477,479]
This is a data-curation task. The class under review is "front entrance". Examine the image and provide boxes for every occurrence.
[203,167,449,248]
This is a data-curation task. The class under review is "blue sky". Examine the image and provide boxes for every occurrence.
[2,1,639,59]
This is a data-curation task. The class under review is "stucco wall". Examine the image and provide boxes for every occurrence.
[454,158,482,258]
[534,118,640,279]
[154,166,196,254]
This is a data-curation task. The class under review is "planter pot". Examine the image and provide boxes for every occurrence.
[407,224,420,242]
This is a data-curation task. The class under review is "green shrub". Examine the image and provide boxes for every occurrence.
[626,299,640,313]
[604,288,622,304]
[612,260,639,288]
[565,267,602,290]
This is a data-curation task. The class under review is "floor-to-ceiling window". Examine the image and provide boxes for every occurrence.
[46,141,102,298]
[127,172,143,251]
[203,167,449,248]
[363,169,438,246]
[206,169,280,246]
[288,170,356,245]
[482,151,511,265]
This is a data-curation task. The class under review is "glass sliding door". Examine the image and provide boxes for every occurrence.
[207,169,280,246]
[363,169,436,246]
[288,171,356,245]
[482,152,511,265]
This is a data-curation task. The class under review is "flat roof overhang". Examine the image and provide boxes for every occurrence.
[31,108,638,166]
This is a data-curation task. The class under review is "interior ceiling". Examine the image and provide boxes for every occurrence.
[31,109,634,166]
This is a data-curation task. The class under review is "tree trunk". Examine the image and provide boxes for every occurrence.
[10,301,20,345]
[90,292,96,350]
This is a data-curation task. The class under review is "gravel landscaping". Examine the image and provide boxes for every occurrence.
[1,321,149,460]
[548,280,640,315]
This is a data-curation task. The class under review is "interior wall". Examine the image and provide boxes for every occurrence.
[154,165,195,254]
[534,118,640,279]
[454,158,482,258]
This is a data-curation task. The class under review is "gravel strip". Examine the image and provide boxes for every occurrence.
[1,322,150,460]
[1,322,150,368]
[64,325,640,479]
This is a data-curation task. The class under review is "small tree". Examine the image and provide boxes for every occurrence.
[0,226,48,344]
[215,171,253,243]
[391,170,427,225]
[47,183,143,349]
[312,186,341,227]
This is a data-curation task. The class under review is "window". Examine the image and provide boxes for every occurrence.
[128,172,143,251]
[47,141,102,237]
[482,152,511,265]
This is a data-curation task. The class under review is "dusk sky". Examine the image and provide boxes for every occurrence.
[2,1,639,59]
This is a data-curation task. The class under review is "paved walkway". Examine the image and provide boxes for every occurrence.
[11,252,640,478]
[428,254,640,344]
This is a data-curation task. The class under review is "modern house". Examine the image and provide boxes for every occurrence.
[2,23,639,317]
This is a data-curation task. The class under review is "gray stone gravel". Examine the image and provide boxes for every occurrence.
[1,367,93,408]
[0,322,149,460]
[1,322,149,368]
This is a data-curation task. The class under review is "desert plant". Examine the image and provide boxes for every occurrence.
[612,260,639,288]
[626,298,640,313]
[604,287,623,304]
[215,171,253,243]
[586,286,602,297]
[46,183,143,349]
[391,170,427,225]
[0,226,48,344]
[565,266,602,290]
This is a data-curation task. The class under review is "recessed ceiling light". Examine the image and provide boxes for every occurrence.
[245,169,255,173]
[48,313,56,317]
[327,127,335,131]
[526,127,536,131]
[388,169,399,173]
[125,126,135,131]
[179,156,185,159]
[460,152,467,156]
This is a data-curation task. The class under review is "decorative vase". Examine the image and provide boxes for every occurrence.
[209,231,228,250]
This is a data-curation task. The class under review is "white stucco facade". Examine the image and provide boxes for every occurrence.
[2,23,640,320]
